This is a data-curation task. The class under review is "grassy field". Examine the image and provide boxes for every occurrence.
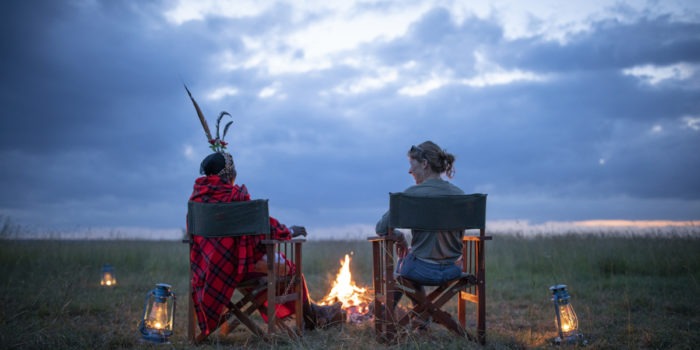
[0,234,698,349]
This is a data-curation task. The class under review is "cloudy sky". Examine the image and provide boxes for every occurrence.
[1,0,699,237]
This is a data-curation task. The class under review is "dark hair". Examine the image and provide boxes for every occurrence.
[200,152,237,182]
[408,141,456,178]
[200,153,225,175]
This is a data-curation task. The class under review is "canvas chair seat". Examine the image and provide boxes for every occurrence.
[368,193,490,344]
[185,199,305,343]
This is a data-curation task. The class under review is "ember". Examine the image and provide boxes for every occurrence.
[321,254,372,323]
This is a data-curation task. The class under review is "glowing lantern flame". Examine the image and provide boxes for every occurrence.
[100,264,116,287]
[146,302,169,330]
[321,254,371,317]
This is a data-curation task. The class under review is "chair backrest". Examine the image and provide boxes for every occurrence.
[388,192,487,231]
[187,199,270,237]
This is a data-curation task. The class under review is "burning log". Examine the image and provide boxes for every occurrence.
[320,254,373,324]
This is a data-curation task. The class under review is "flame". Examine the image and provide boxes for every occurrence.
[146,302,169,330]
[321,254,371,312]
[100,273,116,286]
[558,305,578,333]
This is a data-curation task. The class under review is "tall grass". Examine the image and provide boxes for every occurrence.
[0,234,698,349]
[488,234,700,349]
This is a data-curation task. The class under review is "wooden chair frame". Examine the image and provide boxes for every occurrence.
[185,199,305,343]
[368,193,490,344]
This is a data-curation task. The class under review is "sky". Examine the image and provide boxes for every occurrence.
[1,0,699,238]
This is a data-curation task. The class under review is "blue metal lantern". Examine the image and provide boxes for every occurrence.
[550,284,584,345]
[100,264,117,287]
[139,283,176,343]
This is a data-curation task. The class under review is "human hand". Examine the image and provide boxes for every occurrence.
[290,225,307,237]
[394,231,409,258]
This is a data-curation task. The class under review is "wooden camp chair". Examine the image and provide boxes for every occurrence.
[185,199,305,343]
[368,193,490,344]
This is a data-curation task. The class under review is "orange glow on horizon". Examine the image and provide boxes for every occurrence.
[573,220,699,228]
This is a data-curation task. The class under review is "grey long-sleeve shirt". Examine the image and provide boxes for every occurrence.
[375,178,465,264]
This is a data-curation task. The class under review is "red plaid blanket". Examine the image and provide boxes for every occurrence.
[189,175,296,335]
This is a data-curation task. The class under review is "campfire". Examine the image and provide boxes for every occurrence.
[320,254,372,323]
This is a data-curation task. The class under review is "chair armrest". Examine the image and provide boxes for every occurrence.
[261,238,306,244]
[462,235,493,242]
[184,238,305,244]
[367,234,402,242]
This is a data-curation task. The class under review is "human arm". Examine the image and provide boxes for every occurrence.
[269,217,292,240]
[375,210,390,236]
[289,225,307,237]
[376,210,408,257]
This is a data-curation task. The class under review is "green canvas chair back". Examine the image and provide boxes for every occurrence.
[389,193,487,230]
[187,199,270,237]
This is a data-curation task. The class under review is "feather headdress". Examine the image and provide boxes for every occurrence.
[184,84,233,153]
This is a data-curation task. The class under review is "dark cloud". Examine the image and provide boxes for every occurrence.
[498,16,700,71]
[0,1,698,232]
[377,7,502,73]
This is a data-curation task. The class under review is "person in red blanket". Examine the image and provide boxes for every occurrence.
[189,151,343,337]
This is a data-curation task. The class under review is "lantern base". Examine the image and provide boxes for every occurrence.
[552,333,587,346]
[140,332,171,344]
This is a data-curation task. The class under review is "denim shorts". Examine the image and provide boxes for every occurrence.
[398,253,461,286]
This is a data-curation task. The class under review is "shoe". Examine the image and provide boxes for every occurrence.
[462,273,477,285]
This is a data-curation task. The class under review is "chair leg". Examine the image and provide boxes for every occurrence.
[384,240,397,341]
[432,279,475,340]
[397,277,476,341]
[458,287,466,331]
[477,239,486,344]
[231,305,266,337]
[188,259,197,343]
[220,295,261,336]
[371,241,383,337]
[275,317,300,339]
[431,308,470,338]
[188,286,196,342]
[295,242,304,334]
[266,244,277,335]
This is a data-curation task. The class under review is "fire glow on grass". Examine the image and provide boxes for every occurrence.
[321,253,372,322]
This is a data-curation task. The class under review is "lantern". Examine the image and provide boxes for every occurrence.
[139,283,176,343]
[550,284,585,345]
[100,264,117,286]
